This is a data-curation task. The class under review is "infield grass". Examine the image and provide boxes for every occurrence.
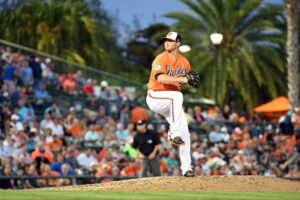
[0,190,299,200]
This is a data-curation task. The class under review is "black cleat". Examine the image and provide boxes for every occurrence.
[184,170,195,177]
[171,136,185,146]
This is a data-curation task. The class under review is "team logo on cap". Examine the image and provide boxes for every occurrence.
[154,64,161,70]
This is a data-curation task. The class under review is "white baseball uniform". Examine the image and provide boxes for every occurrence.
[146,50,193,175]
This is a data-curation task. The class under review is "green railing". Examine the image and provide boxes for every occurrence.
[0,39,145,89]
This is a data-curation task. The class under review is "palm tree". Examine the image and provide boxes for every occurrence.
[160,0,286,112]
[286,0,299,109]
[0,0,120,72]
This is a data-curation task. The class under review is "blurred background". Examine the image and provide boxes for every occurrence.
[0,0,299,189]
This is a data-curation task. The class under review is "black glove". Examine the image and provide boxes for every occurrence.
[185,71,200,88]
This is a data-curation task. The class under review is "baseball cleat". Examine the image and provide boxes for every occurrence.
[170,136,185,146]
[184,170,195,177]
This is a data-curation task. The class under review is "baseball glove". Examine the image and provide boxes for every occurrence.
[185,71,200,88]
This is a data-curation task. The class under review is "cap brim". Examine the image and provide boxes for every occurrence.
[161,37,176,42]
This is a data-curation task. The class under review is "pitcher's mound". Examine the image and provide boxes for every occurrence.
[57,176,300,192]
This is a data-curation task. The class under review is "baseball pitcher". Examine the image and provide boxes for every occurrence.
[146,31,200,177]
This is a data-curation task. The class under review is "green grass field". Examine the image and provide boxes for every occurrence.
[0,190,300,200]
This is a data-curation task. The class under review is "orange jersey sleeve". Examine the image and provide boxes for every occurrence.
[148,51,191,91]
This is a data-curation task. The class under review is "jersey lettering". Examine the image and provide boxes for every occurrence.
[148,51,191,91]
[166,65,186,77]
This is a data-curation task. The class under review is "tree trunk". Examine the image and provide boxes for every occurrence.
[287,0,299,109]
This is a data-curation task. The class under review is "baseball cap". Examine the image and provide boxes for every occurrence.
[100,80,108,87]
[161,32,181,42]
[220,126,228,133]
[30,127,37,133]
[69,107,75,112]
[136,119,146,126]
[11,114,19,121]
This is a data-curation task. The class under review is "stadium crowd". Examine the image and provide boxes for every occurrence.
[0,46,300,189]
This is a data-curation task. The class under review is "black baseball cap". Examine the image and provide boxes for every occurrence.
[136,119,147,126]
[161,32,182,42]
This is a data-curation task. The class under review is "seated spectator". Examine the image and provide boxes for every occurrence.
[25,130,38,154]
[62,74,77,93]
[74,70,86,86]
[194,106,205,123]
[19,59,33,86]
[44,127,54,144]
[68,118,85,139]
[0,84,11,103]
[86,112,98,126]
[10,114,24,132]
[220,126,230,143]
[38,163,59,187]
[13,143,31,165]
[115,123,129,142]
[164,150,179,174]
[185,107,195,125]
[223,104,231,121]
[209,125,223,144]
[98,80,111,100]
[2,47,13,64]
[34,84,49,102]
[3,62,16,93]
[31,144,54,173]
[3,137,17,157]
[76,148,98,174]
[84,124,104,147]
[40,114,55,134]
[24,164,39,188]
[0,164,16,189]
[58,163,76,186]
[64,147,80,170]
[18,99,35,124]
[47,135,63,153]
[120,160,140,176]
[96,106,109,127]
[44,102,62,118]
[82,79,95,95]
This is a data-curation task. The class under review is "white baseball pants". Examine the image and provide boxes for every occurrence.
[146,90,192,174]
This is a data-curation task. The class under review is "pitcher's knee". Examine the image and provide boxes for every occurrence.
[173,92,183,104]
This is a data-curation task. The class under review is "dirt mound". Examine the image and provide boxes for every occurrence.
[55,176,300,192]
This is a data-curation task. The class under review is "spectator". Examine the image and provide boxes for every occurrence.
[34,84,49,102]
[0,164,15,189]
[76,148,98,173]
[3,62,16,93]
[0,136,6,162]
[29,55,42,90]
[24,164,39,188]
[194,106,205,123]
[58,163,76,186]
[115,123,129,142]
[25,130,38,154]
[19,59,33,86]
[98,80,111,100]
[13,143,31,165]
[10,114,23,132]
[119,104,130,128]
[84,124,104,147]
[31,144,54,173]
[38,163,59,186]
[44,102,62,118]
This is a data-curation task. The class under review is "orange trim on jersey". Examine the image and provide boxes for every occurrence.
[148,92,174,123]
